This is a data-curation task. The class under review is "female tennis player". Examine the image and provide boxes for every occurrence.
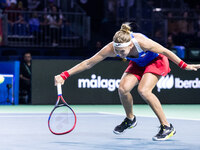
[54,23,200,141]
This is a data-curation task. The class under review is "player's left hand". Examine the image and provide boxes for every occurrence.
[185,64,200,71]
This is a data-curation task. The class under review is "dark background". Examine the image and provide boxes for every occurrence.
[32,59,200,105]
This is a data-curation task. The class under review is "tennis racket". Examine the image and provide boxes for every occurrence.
[48,83,77,135]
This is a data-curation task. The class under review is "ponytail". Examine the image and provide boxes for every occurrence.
[113,22,132,43]
[120,23,131,34]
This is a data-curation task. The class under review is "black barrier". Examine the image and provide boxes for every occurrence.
[31,59,200,104]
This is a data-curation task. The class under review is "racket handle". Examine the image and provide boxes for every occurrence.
[57,83,62,95]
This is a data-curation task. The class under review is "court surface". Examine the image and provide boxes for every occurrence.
[0,105,200,150]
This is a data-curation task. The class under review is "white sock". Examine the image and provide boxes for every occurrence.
[127,117,134,121]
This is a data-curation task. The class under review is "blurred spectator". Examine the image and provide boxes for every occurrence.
[166,34,175,49]
[105,0,117,22]
[5,0,27,35]
[178,12,194,35]
[197,15,200,35]
[29,12,40,43]
[15,13,26,24]
[18,0,28,10]
[167,12,179,36]
[28,0,41,11]
[177,11,195,47]
[19,52,32,104]
[154,29,164,46]
[194,14,200,47]
[95,41,103,51]
[0,0,8,10]
[40,14,49,44]
[47,5,63,46]
[62,18,73,37]
[5,0,13,7]
[29,12,40,31]
[44,0,54,12]
[5,0,20,25]
[195,4,200,13]
[17,0,26,10]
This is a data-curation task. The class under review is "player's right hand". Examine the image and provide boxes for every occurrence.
[54,75,65,86]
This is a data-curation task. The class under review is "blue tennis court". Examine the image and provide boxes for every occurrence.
[0,105,200,150]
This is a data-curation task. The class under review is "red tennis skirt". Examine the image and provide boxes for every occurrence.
[125,54,171,81]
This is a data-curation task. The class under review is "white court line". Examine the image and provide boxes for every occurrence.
[0,113,108,118]
[1,112,200,121]
[98,112,200,121]
[0,115,48,118]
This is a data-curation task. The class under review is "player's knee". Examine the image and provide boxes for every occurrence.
[118,84,129,96]
[137,87,151,98]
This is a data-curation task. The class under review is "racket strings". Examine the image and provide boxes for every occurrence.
[49,105,75,134]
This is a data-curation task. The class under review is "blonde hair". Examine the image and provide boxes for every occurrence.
[113,23,131,43]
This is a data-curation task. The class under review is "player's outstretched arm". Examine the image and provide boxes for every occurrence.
[136,34,200,71]
[54,42,115,85]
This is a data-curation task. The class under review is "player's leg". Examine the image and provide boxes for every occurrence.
[118,73,139,119]
[113,73,139,134]
[138,73,176,140]
[138,73,168,126]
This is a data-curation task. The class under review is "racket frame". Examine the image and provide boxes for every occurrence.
[48,84,77,135]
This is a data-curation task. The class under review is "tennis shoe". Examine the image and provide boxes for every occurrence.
[152,123,176,141]
[113,116,137,134]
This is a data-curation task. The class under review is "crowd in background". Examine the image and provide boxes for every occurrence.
[102,0,200,49]
[77,0,200,54]
[0,0,44,11]
[166,11,200,49]
[0,0,74,47]
[0,0,200,52]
